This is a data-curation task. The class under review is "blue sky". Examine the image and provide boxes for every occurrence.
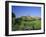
[12,6,41,18]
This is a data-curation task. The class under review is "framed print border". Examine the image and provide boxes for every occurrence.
[5,1,45,36]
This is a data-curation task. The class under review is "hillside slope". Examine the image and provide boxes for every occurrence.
[12,16,41,31]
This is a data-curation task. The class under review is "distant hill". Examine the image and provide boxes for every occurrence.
[16,16,41,21]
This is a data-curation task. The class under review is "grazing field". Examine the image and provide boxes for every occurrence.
[12,13,41,31]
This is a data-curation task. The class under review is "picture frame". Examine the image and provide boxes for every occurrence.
[5,1,45,36]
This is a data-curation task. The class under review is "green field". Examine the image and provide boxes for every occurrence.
[12,13,41,31]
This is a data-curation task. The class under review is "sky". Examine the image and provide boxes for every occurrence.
[12,6,41,18]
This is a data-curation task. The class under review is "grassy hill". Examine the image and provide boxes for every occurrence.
[12,16,41,31]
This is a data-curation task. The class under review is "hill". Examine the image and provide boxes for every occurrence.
[12,16,41,31]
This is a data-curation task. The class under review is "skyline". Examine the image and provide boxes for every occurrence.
[12,6,41,18]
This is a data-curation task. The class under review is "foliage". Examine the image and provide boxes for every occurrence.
[12,13,41,31]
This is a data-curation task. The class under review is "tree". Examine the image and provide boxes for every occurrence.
[12,12,16,24]
[12,12,16,31]
[12,12,16,18]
